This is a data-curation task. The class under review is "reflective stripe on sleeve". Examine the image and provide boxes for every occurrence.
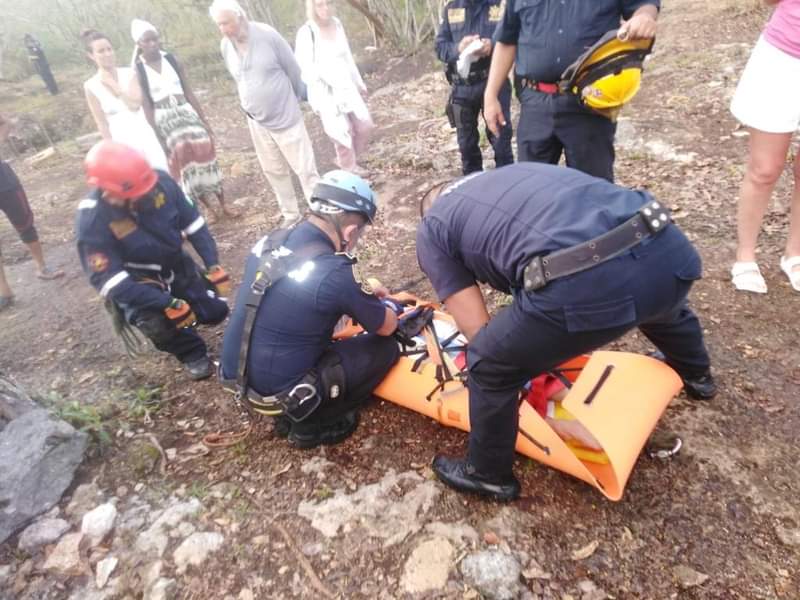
[99,271,130,297]
[78,198,98,210]
[182,216,205,236]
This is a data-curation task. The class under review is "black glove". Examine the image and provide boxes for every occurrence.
[393,306,435,346]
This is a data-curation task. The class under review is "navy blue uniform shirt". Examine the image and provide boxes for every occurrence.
[435,0,507,71]
[493,0,660,82]
[416,163,657,301]
[221,221,387,395]
[75,171,218,311]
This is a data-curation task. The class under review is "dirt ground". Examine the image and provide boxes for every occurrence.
[1,0,799,598]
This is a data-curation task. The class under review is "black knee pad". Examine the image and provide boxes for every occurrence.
[19,224,38,244]
[133,312,174,346]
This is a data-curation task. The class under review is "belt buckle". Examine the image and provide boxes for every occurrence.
[523,256,547,292]
[638,200,671,235]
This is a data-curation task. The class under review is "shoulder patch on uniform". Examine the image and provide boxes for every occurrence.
[109,218,138,240]
[448,7,465,24]
[87,252,109,273]
[153,191,166,209]
[78,198,97,210]
[489,1,505,21]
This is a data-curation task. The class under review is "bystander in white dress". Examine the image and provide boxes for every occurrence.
[295,17,373,172]
[84,67,168,171]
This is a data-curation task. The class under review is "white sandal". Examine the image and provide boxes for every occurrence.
[731,261,767,294]
[780,256,800,292]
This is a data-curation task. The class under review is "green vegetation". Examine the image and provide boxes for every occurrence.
[50,398,113,446]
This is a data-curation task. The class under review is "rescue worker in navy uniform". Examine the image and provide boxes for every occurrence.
[77,141,230,380]
[220,171,400,449]
[435,0,513,175]
[416,163,717,501]
[484,1,659,182]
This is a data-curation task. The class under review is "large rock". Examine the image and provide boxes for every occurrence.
[17,518,71,552]
[0,408,88,543]
[460,549,522,600]
[297,470,440,547]
[173,531,224,574]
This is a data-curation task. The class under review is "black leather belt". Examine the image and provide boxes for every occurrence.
[448,67,491,86]
[522,200,671,292]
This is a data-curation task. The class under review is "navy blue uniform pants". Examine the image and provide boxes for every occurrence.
[517,87,616,182]
[453,79,514,175]
[465,225,711,477]
[122,266,229,363]
[295,333,400,430]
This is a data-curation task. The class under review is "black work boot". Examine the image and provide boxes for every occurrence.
[682,371,717,400]
[431,455,520,502]
[184,356,212,381]
[288,411,359,449]
[648,351,717,400]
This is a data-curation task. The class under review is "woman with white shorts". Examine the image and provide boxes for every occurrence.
[730,0,800,293]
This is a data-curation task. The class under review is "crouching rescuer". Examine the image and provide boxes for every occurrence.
[219,170,400,449]
[77,141,230,380]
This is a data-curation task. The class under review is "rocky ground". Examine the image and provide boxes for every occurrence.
[1,0,800,598]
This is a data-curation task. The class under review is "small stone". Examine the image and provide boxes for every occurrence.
[301,542,323,556]
[81,503,117,547]
[460,549,521,600]
[166,448,177,461]
[134,483,144,493]
[116,486,129,498]
[483,531,500,545]
[401,537,454,593]
[522,559,551,580]
[95,556,118,589]
[66,482,103,519]
[673,565,709,589]
[775,525,800,547]
[146,577,177,600]
[42,532,84,575]
[173,532,224,574]
[18,518,71,552]
[252,535,269,546]
[238,590,255,600]
[174,521,196,539]
[278,565,289,575]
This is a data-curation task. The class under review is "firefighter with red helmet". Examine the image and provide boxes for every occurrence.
[76,141,230,379]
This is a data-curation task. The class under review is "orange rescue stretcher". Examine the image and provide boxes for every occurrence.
[335,293,682,501]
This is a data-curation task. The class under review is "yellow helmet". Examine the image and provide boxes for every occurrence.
[559,30,655,121]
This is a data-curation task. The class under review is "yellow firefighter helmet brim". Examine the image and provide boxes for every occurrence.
[560,29,654,120]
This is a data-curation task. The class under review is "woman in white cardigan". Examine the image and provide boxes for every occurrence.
[295,0,373,174]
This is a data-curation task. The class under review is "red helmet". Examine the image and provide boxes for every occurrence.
[84,141,158,199]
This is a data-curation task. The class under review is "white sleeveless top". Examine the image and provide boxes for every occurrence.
[143,53,184,103]
[84,68,168,171]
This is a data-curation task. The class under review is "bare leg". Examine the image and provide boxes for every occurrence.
[786,149,800,261]
[26,240,64,279]
[736,129,793,263]
[214,191,239,218]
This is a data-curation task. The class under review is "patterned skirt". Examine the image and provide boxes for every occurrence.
[155,102,223,201]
